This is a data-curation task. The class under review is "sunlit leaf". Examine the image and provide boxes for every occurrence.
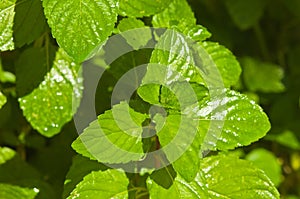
[72,101,148,164]
[119,0,173,17]
[148,155,280,199]
[19,48,82,137]
[43,0,118,62]
[0,183,38,199]
[67,169,128,199]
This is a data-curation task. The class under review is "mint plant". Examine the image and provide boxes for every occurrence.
[1,0,295,198]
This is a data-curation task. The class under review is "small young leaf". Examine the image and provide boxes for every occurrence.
[246,148,282,187]
[266,130,300,150]
[0,91,6,109]
[241,57,285,93]
[67,169,128,199]
[119,0,173,17]
[147,155,280,199]
[72,101,148,164]
[200,41,241,87]
[43,0,118,62]
[0,183,38,199]
[19,48,82,137]
[197,89,270,151]
[0,147,15,165]
[224,0,268,30]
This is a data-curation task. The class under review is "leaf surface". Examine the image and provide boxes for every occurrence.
[19,48,82,137]
[67,169,128,199]
[119,0,173,17]
[43,0,118,62]
[72,101,148,164]
[0,183,38,199]
[148,155,280,199]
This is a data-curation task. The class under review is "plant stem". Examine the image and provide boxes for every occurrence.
[254,23,271,61]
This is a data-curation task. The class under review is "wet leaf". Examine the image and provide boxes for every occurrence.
[43,0,118,62]
[148,155,280,199]
[19,48,83,137]
[196,89,270,151]
[0,0,16,51]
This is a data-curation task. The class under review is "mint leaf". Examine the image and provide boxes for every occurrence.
[0,91,6,109]
[119,0,173,17]
[72,101,148,164]
[224,0,268,30]
[246,148,282,187]
[200,41,241,87]
[241,57,285,93]
[63,155,108,198]
[13,0,47,48]
[15,45,56,97]
[152,0,211,41]
[43,0,118,62]
[0,183,38,199]
[19,48,82,137]
[117,18,152,50]
[266,130,300,150]
[67,169,128,199]
[154,114,200,182]
[148,155,280,199]
[0,0,16,51]
[0,147,15,165]
[197,89,270,151]
[0,0,47,50]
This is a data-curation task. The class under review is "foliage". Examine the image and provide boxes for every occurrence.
[0,0,299,198]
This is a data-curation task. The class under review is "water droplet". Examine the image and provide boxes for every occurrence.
[33,188,39,193]
[44,127,48,131]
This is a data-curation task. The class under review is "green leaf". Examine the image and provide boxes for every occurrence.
[241,57,285,93]
[0,0,16,51]
[0,0,47,50]
[42,0,118,62]
[0,147,15,165]
[149,29,203,84]
[0,183,38,199]
[12,0,47,48]
[0,91,6,109]
[63,155,108,198]
[147,155,280,199]
[224,0,268,30]
[197,89,270,151]
[200,41,241,87]
[67,169,128,199]
[15,45,56,97]
[117,18,152,50]
[266,130,300,150]
[153,114,200,182]
[72,101,148,164]
[152,0,211,41]
[119,0,173,17]
[246,148,282,187]
[19,48,82,137]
